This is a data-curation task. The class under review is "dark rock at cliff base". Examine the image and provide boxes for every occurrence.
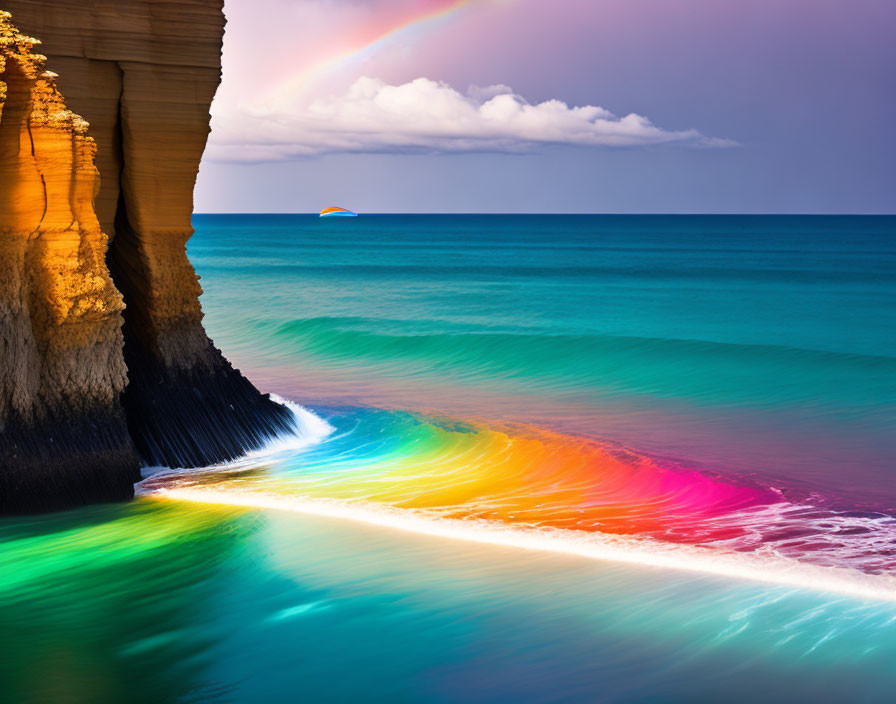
[2,2,299,514]
[120,338,296,470]
[0,407,140,514]
[0,11,139,513]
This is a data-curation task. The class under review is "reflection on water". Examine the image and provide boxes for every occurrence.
[4,216,895,702]
[141,407,896,584]
[3,502,896,703]
[0,502,252,703]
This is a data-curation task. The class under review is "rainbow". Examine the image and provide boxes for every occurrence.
[273,0,476,99]
[140,406,896,602]
[142,407,770,558]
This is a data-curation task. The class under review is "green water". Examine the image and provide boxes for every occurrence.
[4,501,896,703]
[3,215,896,702]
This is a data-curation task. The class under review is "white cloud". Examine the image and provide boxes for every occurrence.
[207,77,735,162]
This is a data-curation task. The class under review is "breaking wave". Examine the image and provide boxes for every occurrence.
[139,401,896,602]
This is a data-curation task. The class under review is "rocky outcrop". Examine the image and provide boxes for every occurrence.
[0,11,138,511]
[0,3,294,513]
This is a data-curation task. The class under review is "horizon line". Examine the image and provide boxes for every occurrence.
[192,212,896,217]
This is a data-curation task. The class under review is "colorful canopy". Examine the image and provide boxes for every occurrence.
[320,207,358,218]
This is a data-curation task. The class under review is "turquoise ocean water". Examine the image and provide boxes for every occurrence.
[2,215,895,702]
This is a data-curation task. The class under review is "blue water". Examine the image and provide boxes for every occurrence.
[2,215,895,703]
[193,215,896,504]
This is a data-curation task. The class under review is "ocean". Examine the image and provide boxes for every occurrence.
[2,215,895,702]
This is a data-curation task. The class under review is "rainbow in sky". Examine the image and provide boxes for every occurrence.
[273,0,476,98]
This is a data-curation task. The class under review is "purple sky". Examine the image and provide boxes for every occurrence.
[195,0,896,213]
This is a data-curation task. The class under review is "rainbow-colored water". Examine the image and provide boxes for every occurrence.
[139,402,896,600]
[3,215,896,702]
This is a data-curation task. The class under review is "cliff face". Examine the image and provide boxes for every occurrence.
[0,11,138,511]
[0,3,294,513]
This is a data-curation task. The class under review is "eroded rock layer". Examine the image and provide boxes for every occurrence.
[0,11,139,511]
[1,3,294,512]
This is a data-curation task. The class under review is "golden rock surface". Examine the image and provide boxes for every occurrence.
[2,3,294,508]
[0,10,127,422]
[5,0,227,370]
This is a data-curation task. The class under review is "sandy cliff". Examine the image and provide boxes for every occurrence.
[0,3,293,512]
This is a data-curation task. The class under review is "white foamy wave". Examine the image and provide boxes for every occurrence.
[138,396,334,483]
[146,487,896,604]
[700,502,896,575]
[269,394,335,449]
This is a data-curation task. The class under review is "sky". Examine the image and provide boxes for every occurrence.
[195,0,896,214]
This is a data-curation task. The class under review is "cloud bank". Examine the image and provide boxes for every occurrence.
[207,77,734,162]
